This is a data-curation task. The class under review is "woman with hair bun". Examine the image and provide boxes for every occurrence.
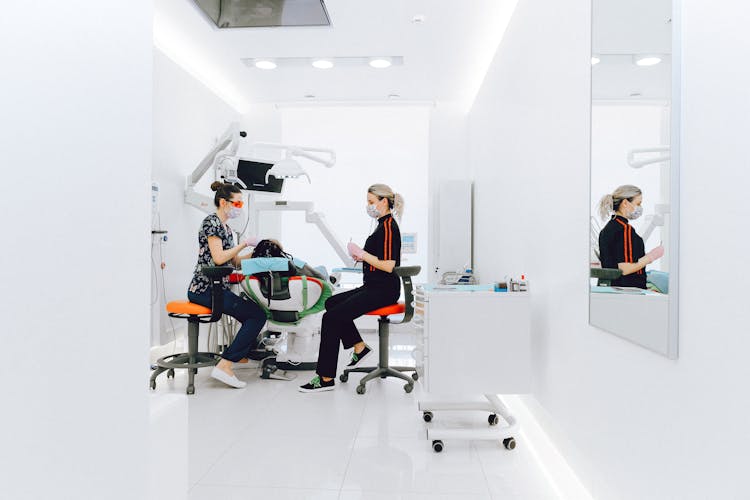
[299,183,404,393]
[186,181,266,388]
[597,184,664,289]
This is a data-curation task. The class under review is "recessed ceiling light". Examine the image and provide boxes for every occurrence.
[591,56,601,65]
[388,94,400,99]
[254,59,277,70]
[369,57,392,69]
[412,14,425,24]
[304,94,316,99]
[634,55,662,67]
[312,59,334,69]
[629,91,643,97]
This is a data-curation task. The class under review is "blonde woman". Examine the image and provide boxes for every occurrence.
[597,185,664,289]
[299,184,404,393]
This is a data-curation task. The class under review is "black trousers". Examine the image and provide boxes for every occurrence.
[315,283,399,378]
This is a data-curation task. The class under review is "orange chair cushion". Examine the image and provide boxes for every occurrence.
[166,300,212,316]
[366,302,405,316]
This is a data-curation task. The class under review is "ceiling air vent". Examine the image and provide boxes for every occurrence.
[193,0,331,28]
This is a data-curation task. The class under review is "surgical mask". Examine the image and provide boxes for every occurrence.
[627,205,643,220]
[366,204,380,219]
[227,207,242,219]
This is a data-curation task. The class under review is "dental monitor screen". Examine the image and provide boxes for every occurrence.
[236,160,284,193]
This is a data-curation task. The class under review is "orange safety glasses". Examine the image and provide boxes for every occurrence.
[228,200,244,208]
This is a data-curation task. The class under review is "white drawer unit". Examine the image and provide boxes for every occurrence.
[412,286,532,452]
[413,287,531,395]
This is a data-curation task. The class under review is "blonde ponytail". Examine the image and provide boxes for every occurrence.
[368,183,405,221]
[598,185,642,220]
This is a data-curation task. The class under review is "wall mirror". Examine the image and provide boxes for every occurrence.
[589,0,679,358]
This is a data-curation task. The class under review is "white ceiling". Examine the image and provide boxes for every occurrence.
[153,0,518,110]
[592,0,672,101]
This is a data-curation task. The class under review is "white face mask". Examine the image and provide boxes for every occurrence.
[227,206,242,219]
[627,205,643,220]
[366,203,380,219]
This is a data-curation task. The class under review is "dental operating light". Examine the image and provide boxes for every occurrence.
[252,143,336,184]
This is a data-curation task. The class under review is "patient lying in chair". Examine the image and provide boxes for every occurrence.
[250,239,326,281]
[237,239,332,376]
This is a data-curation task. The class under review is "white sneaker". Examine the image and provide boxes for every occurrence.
[210,367,247,388]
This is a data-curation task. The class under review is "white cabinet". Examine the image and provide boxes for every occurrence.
[413,287,531,451]
[413,287,531,395]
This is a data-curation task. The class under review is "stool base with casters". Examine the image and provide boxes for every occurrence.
[339,308,417,394]
[339,266,421,395]
[150,301,222,395]
[418,394,518,453]
[150,266,232,395]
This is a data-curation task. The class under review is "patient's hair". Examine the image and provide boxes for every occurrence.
[598,185,642,220]
[368,183,404,220]
[251,239,289,259]
[210,181,241,208]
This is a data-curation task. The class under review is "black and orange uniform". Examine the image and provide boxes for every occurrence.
[598,215,647,289]
[315,213,402,378]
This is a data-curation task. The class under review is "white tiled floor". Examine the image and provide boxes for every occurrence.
[152,333,559,500]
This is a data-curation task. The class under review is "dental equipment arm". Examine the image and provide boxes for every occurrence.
[626,147,671,241]
[185,122,248,213]
[640,203,670,241]
[184,124,351,266]
[250,201,355,268]
[627,146,670,168]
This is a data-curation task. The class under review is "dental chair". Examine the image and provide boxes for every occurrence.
[239,258,333,377]
[340,266,421,395]
[590,267,623,286]
[150,266,231,395]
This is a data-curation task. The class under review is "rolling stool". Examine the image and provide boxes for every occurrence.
[150,266,232,395]
[340,266,421,394]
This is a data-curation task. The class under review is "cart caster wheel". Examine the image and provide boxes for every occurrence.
[356,385,366,395]
[404,384,413,393]
[380,374,387,379]
[186,385,195,395]
[339,373,349,383]
[167,369,175,379]
[149,380,156,390]
[411,372,419,381]
[432,440,444,453]
[488,414,499,426]
[503,437,516,450]
[423,411,433,422]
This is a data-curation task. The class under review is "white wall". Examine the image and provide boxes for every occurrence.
[0,2,152,498]
[278,105,431,284]
[151,48,281,344]
[467,0,750,499]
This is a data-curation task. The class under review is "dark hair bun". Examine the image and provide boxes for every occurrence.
[210,181,224,192]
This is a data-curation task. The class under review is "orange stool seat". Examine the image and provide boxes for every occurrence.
[366,302,405,316]
[166,300,212,316]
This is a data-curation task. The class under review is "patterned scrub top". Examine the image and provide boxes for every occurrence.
[188,214,235,294]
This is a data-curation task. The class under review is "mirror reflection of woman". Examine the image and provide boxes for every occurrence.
[597,185,664,289]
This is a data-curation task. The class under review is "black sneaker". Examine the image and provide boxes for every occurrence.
[347,345,372,367]
[298,375,335,393]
